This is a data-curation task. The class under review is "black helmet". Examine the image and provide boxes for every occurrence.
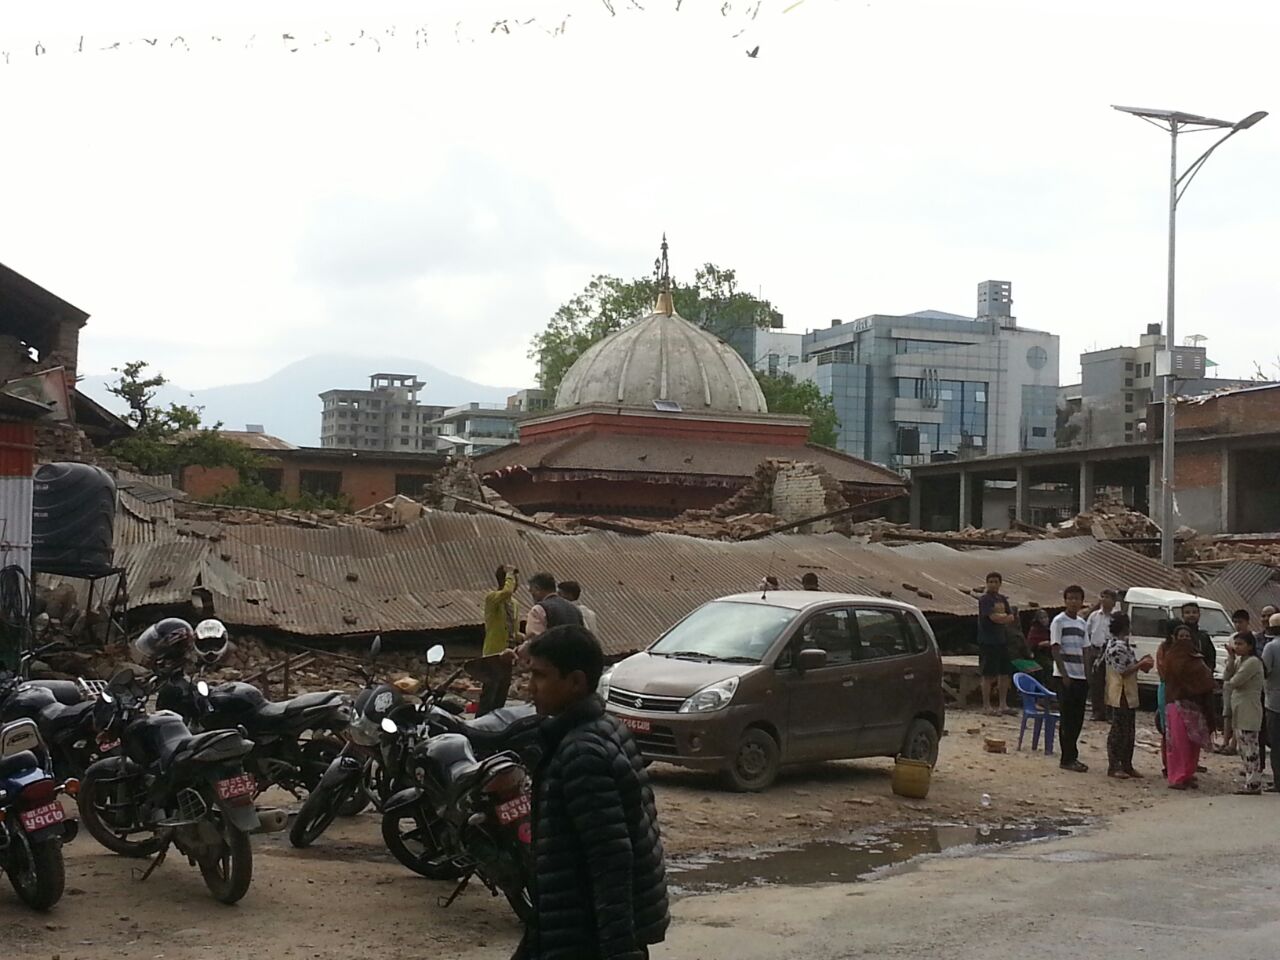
[134,618,195,668]
[194,619,231,665]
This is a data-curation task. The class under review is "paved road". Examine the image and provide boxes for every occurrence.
[664,795,1279,960]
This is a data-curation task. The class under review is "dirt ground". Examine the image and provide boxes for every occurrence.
[6,707,1252,960]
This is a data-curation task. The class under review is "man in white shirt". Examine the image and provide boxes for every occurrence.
[558,580,599,636]
[1051,584,1090,773]
[1084,588,1117,721]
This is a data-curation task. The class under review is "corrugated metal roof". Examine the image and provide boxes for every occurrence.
[1199,561,1280,617]
[113,512,1187,654]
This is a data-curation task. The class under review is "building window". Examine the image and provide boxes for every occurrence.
[248,468,284,492]
[400,438,410,446]
[1143,362,1151,377]
[1125,361,1134,371]
[1031,426,1047,438]
[402,411,410,419]
[767,353,780,376]
[402,425,410,433]
[1125,405,1134,413]
[299,470,342,497]
[395,474,435,497]
[1124,378,1134,387]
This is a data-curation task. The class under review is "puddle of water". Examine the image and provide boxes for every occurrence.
[669,820,1084,895]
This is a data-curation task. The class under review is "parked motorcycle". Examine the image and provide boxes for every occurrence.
[156,667,352,800]
[0,718,78,910]
[381,720,535,920]
[289,637,439,848]
[0,641,116,781]
[76,669,287,903]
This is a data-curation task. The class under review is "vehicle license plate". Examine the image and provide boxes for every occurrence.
[621,717,651,734]
[215,773,256,800]
[495,793,531,825]
[20,801,66,832]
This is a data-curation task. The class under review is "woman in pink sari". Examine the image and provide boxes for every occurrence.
[1157,623,1216,789]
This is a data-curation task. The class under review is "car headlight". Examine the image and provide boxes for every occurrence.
[597,668,614,702]
[679,676,739,714]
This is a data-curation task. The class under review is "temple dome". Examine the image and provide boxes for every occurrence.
[554,308,769,414]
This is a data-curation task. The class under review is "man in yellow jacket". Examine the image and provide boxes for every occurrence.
[479,565,519,715]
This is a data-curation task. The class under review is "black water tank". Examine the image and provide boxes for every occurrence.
[31,463,116,577]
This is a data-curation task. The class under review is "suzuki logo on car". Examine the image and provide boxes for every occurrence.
[632,697,644,709]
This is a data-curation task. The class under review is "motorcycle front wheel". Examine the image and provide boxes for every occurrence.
[197,815,254,905]
[78,764,163,858]
[289,779,350,848]
[7,836,65,911]
[380,808,463,880]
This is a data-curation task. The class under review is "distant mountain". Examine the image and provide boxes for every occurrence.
[78,354,522,447]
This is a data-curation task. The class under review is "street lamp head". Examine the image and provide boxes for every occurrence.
[1235,110,1268,130]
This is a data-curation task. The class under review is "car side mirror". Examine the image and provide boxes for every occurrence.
[795,648,828,672]
[426,645,445,665]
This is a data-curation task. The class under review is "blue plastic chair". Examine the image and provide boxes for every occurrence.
[1013,672,1060,755]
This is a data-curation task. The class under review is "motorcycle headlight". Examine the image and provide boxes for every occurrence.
[678,676,739,714]
[597,668,614,702]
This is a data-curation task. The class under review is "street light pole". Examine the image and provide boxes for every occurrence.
[1112,105,1268,567]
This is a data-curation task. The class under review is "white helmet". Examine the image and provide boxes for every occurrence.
[194,619,231,665]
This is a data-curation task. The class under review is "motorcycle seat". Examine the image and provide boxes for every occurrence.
[38,699,96,738]
[31,680,84,706]
[254,690,345,727]
[461,704,541,749]
[0,749,40,778]
[171,729,254,768]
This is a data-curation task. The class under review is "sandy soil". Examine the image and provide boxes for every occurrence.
[6,707,1252,960]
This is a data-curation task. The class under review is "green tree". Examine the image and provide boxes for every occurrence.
[530,263,783,396]
[106,361,262,476]
[755,372,840,448]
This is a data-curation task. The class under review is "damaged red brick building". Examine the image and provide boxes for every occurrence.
[475,265,906,519]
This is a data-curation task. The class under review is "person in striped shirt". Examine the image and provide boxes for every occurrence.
[1051,584,1091,773]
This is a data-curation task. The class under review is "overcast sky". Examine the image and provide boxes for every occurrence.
[2,0,1277,392]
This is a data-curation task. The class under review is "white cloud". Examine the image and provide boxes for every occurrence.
[1,0,1276,393]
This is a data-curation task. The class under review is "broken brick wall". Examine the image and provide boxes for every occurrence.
[770,461,851,534]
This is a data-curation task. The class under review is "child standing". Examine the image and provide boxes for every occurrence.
[1223,631,1265,795]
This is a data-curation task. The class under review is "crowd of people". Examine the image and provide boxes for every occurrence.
[978,575,1280,795]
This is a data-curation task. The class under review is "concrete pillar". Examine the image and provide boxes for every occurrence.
[1148,454,1162,529]
[958,470,972,529]
[1220,450,1232,535]
[909,478,923,528]
[1079,460,1096,514]
[1014,466,1029,524]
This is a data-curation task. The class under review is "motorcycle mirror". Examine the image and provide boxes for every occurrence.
[370,635,383,659]
[196,680,210,697]
[426,645,445,665]
[100,691,114,704]
[380,717,398,735]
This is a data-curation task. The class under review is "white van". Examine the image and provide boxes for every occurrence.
[1121,587,1235,687]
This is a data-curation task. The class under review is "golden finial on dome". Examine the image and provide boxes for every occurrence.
[653,233,674,316]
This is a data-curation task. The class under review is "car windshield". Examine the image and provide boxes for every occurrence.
[650,601,797,663]
[1196,608,1234,637]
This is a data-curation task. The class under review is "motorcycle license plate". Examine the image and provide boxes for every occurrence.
[20,801,66,832]
[495,793,531,825]
[621,717,650,734]
[215,773,257,800]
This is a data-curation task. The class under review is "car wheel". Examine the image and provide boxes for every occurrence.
[722,728,780,792]
[901,718,940,767]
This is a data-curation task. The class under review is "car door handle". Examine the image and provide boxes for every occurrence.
[842,679,855,687]
[903,673,915,681]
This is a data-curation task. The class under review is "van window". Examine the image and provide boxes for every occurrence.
[796,608,856,666]
[1129,605,1166,638]
[1195,607,1233,637]
[854,608,912,660]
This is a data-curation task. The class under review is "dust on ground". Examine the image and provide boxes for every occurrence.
[6,708,1247,960]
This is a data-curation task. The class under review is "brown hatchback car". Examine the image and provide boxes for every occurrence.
[600,591,945,790]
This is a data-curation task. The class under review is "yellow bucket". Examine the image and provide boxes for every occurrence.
[891,756,933,799]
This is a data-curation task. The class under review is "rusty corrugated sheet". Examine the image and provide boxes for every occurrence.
[1199,561,1280,617]
[114,513,1190,654]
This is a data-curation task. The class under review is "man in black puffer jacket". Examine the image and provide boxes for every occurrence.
[516,624,669,960]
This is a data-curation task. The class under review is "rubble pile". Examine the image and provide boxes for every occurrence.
[1181,537,1280,566]
[849,518,1038,547]
[1055,497,1163,540]
[546,511,784,541]
[174,494,430,531]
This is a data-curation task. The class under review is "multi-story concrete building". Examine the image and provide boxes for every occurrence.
[506,388,552,414]
[1064,325,1260,447]
[726,327,805,377]
[431,403,521,457]
[791,281,1059,469]
[319,373,447,452]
